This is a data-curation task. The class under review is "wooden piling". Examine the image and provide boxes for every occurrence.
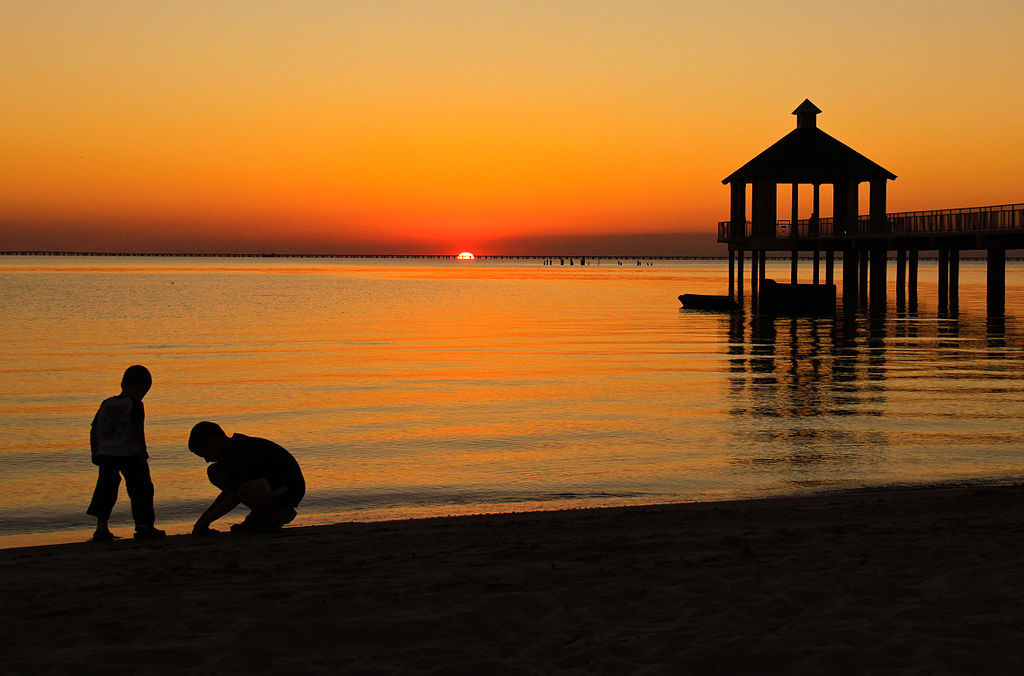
[938,249,949,314]
[896,249,907,311]
[843,248,858,311]
[858,248,869,307]
[987,248,1006,317]
[869,247,887,314]
[737,249,745,300]
[908,249,919,313]
[750,249,759,300]
[728,249,735,298]
[949,249,960,315]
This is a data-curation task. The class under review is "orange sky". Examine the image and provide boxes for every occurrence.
[2,1,1023,256]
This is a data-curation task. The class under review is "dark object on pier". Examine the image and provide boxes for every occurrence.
[759,279,835,315]
[678,294,739,312]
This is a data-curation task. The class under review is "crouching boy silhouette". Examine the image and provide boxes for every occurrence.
[87,365,166,541]
[188,421,305,534]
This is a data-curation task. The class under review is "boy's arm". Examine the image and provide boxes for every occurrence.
[89,407,100,458]
[131,398,147,457]
[131,422,147,457]
[193,490,241,533]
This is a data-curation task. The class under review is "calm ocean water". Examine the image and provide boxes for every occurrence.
[2,255,1024,548]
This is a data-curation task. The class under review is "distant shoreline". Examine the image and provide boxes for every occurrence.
[3,251,1023,262]
[0,251,725,261]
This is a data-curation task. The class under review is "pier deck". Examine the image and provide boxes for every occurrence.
[718,202,1024,251]
[719,202,1024,317]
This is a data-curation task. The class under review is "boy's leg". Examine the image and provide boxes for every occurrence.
[122,457,157,530]
[87,458,122,521]
[232,479,294,532]
[237,479,276,513]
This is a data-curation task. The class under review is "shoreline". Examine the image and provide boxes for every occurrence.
[4,477,1019,552]
[5,482,1024,672]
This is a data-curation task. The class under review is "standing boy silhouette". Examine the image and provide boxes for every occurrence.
[87,365,166,541]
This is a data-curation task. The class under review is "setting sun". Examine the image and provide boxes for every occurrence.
[457,252,475,260]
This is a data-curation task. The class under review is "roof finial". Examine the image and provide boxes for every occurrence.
[793,99,822,129]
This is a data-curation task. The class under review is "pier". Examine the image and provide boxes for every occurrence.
[718,101,1024,316]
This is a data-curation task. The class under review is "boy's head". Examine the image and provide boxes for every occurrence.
[188,421,229,462]
[121,365,152,398]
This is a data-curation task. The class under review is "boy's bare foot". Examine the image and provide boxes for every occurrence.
[192,524,220,536]
[91,530,116,542]
[230,506,295,533]
[133,526,166,539]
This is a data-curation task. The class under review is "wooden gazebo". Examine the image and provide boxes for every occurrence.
[721,100,896,308]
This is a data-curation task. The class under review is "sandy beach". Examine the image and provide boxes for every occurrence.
[3,484,1024,674]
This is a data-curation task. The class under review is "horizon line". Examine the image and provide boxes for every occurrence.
[0,250,727,260]
[4,251,1022,262]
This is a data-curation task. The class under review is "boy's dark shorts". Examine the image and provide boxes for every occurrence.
[207,462,305,509]
[265,474,305,509]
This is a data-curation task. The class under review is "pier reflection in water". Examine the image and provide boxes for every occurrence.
[721,309,1024,490]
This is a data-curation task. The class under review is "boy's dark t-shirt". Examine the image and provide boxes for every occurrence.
[91,394,146,459]
[221,433,304,495]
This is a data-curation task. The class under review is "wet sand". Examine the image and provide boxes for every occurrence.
[3,484,1024,674]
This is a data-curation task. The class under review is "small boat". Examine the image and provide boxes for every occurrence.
[678,293,739,311]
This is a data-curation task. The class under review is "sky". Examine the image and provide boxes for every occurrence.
[2,0,1023,256]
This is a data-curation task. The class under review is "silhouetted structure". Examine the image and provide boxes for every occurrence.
[718,100,1024,316]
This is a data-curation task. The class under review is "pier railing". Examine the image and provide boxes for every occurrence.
[717,202,1024,241]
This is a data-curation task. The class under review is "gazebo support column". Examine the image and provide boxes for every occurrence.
[790,184,799,284]
[825,250,834,286]
[729,182,746,240]
[812,183,821,235]
[812,183,822,284]
[868,179,888,313]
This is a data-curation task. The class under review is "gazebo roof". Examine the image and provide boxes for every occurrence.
[722,100,896,185]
